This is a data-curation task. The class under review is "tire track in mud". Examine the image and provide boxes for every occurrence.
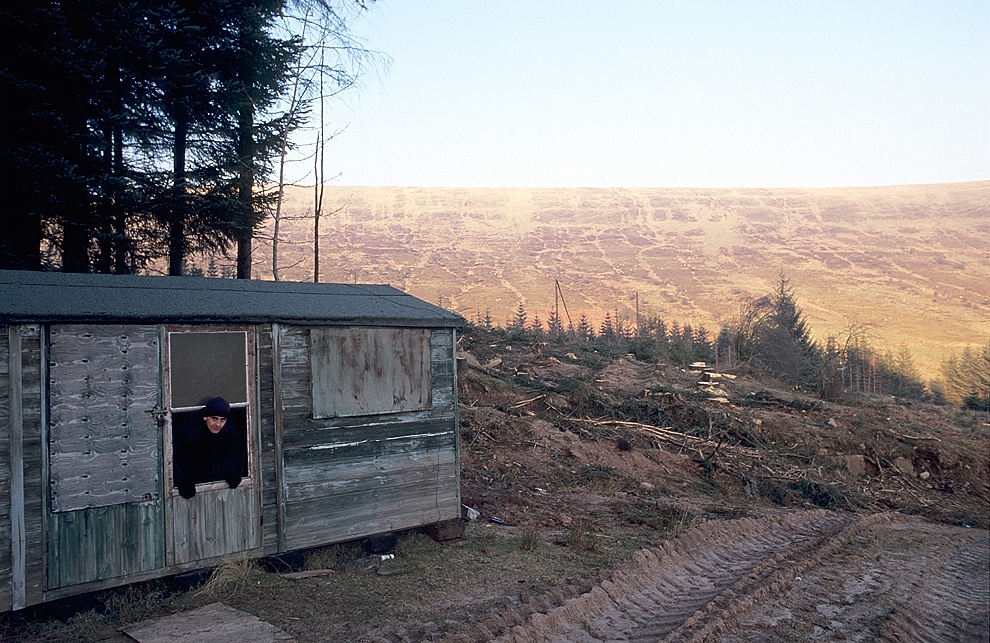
[461,511,989,643]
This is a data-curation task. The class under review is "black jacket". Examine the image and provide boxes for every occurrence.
[173,415,247,498]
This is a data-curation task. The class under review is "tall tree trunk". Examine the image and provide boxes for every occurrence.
[168,114,188,276]
[112,117,129,274]
[236,102,254,279]
[313,132,323,283]
[0,214,43,270]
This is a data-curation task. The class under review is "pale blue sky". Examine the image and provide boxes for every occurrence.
[297,0,990,188]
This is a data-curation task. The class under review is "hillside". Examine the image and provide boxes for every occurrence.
[253,181,989,377]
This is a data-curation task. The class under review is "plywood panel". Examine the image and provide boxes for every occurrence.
[48,325,160,511]
[311,328,431,418]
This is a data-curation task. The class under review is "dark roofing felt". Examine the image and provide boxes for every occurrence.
[0,270,463,327]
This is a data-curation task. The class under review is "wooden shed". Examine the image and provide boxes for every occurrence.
[0,269,464,610]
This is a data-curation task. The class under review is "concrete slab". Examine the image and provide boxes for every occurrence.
[122,602,293,643]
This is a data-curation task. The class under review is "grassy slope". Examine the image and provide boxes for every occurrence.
[253,181,989,378]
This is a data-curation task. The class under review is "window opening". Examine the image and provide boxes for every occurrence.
[166,330,251,498]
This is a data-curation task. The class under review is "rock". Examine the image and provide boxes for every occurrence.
[919,470,931,480]
[894,457,914,475]
[639,481,655,490]
[827,418,838,428]
[843,454,867,477]
[458,351,482,369]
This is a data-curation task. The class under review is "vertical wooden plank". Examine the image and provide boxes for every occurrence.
[46,503,164,588]
[167,487,260,563]
[6,324,45,608]
[7,326,25,609]
[0,326,12,611]
[271,324,286,553]
[21,325,45,606]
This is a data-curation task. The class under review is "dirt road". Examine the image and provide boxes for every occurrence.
[473,511,989,642]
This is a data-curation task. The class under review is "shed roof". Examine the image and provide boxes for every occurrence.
[0,270,464,327]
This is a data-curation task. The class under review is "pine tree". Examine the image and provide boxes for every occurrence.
[547,308,564,340]
[510,301,528,331]
[576,315,595,341]
[530,314,544,336]
[599,310,615,339]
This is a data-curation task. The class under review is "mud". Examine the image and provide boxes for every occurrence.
[448,511,989,642]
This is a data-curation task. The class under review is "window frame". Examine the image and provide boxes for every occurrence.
[163,326,255,497]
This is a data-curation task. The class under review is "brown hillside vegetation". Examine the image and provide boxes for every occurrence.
[5,328,987,642]
[254,181,989,378]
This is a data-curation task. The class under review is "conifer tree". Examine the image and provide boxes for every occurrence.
[510,301,528,331]
[576,315,595,341]
[599,310,616,339]
[546,308,564,340]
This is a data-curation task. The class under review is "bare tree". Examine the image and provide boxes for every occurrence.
[268,1,387,282]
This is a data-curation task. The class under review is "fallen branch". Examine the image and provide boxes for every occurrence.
[280,569,335,580]
[513,394,547,408]
[584,419,763,458]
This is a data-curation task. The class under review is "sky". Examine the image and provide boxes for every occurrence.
[294,0,990,189]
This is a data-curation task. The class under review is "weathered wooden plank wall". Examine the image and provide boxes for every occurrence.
[0,327,12,610]
[278,326,459,551]
[48,325,160,510]
[46,502,163,589]
[166,486,261,565]
[19,326,45,607]
[255,325,281,554]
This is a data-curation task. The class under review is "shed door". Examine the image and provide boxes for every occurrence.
[46,325,164,589]
[164,329,261,565]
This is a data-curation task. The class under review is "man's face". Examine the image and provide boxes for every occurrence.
[204,415,227,434]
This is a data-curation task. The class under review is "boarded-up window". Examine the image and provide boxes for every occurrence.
[48,325,160,511]
[168,331,248,408]
[311,327,431,418]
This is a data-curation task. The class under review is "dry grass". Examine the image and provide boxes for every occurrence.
[195,556,261,597]
[568,520,599,552]
[520,527,540,552]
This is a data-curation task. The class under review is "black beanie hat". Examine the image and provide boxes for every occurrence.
[202,397,231,419]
